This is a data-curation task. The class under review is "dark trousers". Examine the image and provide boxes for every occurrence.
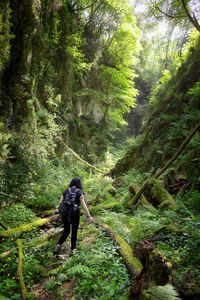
[58,211,80,250]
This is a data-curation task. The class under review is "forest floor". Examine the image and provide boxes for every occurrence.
[1,177,200,300]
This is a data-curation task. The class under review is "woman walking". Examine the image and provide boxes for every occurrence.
[54,177,93,256]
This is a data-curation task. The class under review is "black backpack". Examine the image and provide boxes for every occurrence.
[58,187,79,222]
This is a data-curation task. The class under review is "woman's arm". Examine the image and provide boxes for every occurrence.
[80,195,94,222]
[60,195,63,204]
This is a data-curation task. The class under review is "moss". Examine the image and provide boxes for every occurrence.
[103,184,117,196]
[17,239,29,299]
[128,183,148,206]
[90,201,122,214]
[112,176,125,188]
[149,248,172,285]
[0,215,59,237]
[128,183,157,212]
[144,178,177,210]
[116,233,143,275]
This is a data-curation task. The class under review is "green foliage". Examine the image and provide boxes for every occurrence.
[145,284,181,300]
[0,1,13,73]
[0,204,37,228]
[63,226,130,300]
[0,279,19,299]
[181,29,200,61]
[44,280,57,290]
[0,121,11,163]
[99,211,132,244]
[129,208,168,242]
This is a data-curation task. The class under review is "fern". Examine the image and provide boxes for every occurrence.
[145,284,181,300]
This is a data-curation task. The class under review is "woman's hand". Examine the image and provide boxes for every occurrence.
[89,216,94,222]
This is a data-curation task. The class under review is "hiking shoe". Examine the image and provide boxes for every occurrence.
[53,244,61,257]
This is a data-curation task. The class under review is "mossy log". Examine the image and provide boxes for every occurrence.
[39,209,59,217]
[0,214,59,238]
[128,183,156,211]
[103,184,117,195]
[131,240,172,297]
[17,239,29,300]
[59,136,104,173]
[0,229,64,259]
[154,224,200,237]
[96,222,143,276]
[143,178,177,210]
[90,201,122,214]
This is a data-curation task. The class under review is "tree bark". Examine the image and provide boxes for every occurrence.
[181,0,200,32]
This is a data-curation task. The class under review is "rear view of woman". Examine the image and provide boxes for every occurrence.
[54,177,93,256]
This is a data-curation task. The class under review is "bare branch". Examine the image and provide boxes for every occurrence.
[151,0,185,19]
[72,0,99,12]
[181,0,200,31]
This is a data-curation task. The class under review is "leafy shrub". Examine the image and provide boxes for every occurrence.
[145,284,181,300]
[0,203,37,228]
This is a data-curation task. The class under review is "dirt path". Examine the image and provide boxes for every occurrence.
[31,218,92,299]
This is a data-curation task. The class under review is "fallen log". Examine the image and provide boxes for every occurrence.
[38,209,59,217]
[128,183,157,211]
[59,136,104,173]
[143,178,177,210]
[154,224,200,237]
[0,229,64,259]
[17,239,29,300]
[93,193,101,206]
[0,214,59,238]
[96,221,143,276]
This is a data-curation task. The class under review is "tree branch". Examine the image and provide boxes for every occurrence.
[181,0,200,31]
[151,0,185,19]
[72,0,99,12]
